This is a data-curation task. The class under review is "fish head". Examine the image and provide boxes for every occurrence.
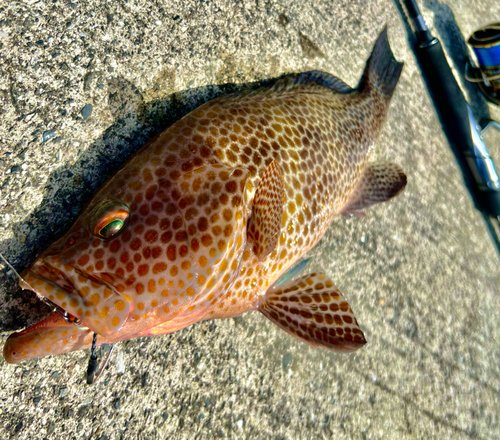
[4,181,135,363]
[5,132,252,363]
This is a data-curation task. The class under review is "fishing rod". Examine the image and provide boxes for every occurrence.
[398,0,500,260]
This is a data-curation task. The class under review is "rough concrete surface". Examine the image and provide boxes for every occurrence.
[1,0,500,439]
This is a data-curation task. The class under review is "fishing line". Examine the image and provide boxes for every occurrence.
[0,251,37,293]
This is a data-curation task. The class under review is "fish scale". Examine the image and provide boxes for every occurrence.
[4,28,407,364]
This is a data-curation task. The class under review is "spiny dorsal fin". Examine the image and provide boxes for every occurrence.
[247,160,284,261]
[342,161,406,217]
[259,272,366,352]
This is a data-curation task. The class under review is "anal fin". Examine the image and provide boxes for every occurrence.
[342,161,406,217]
[247,160,285,261]
[259,272,366,352]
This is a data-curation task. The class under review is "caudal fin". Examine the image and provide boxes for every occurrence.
[259,272,366,352]
[358,27,403,97]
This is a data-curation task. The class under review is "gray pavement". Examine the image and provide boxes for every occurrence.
[1,0,500,439]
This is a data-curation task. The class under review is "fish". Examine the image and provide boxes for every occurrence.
[3,28,406,364]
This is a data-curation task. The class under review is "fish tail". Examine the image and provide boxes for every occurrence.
[358,27,403,97]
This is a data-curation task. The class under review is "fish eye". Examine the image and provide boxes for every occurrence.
[91,201,130,239]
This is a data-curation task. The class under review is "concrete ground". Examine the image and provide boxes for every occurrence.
[1,0,500,438]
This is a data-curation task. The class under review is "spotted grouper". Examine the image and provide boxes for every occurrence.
[4,28,406,364]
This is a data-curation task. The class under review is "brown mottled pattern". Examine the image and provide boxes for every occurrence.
[4,29,405,362]
[34,78,389,328]
[205,80,391,318]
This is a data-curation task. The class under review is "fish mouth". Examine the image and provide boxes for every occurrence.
[21,259,129,337]
[22,266,89,324]
[5,262,123,364]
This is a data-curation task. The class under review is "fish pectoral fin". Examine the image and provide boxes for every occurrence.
[342,161,406,217]
[258,272,366,352]
[247,160,285,261]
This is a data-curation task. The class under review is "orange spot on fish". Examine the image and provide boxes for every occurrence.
[95,249,104,259]
[138,264,149,276]
[77,255,89,266]
[148,280,156,293]
[130,238,141,251]
[153,262,167,274]
[107,258,117,270]
[110,241,120,253]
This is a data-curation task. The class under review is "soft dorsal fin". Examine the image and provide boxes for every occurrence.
[342,161,407,217]
[260,70,355,95]
[210,70,355,106]
[247,160,285,261]
[259,272,366,352]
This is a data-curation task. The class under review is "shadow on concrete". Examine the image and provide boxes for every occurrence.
[0,75,280,332]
